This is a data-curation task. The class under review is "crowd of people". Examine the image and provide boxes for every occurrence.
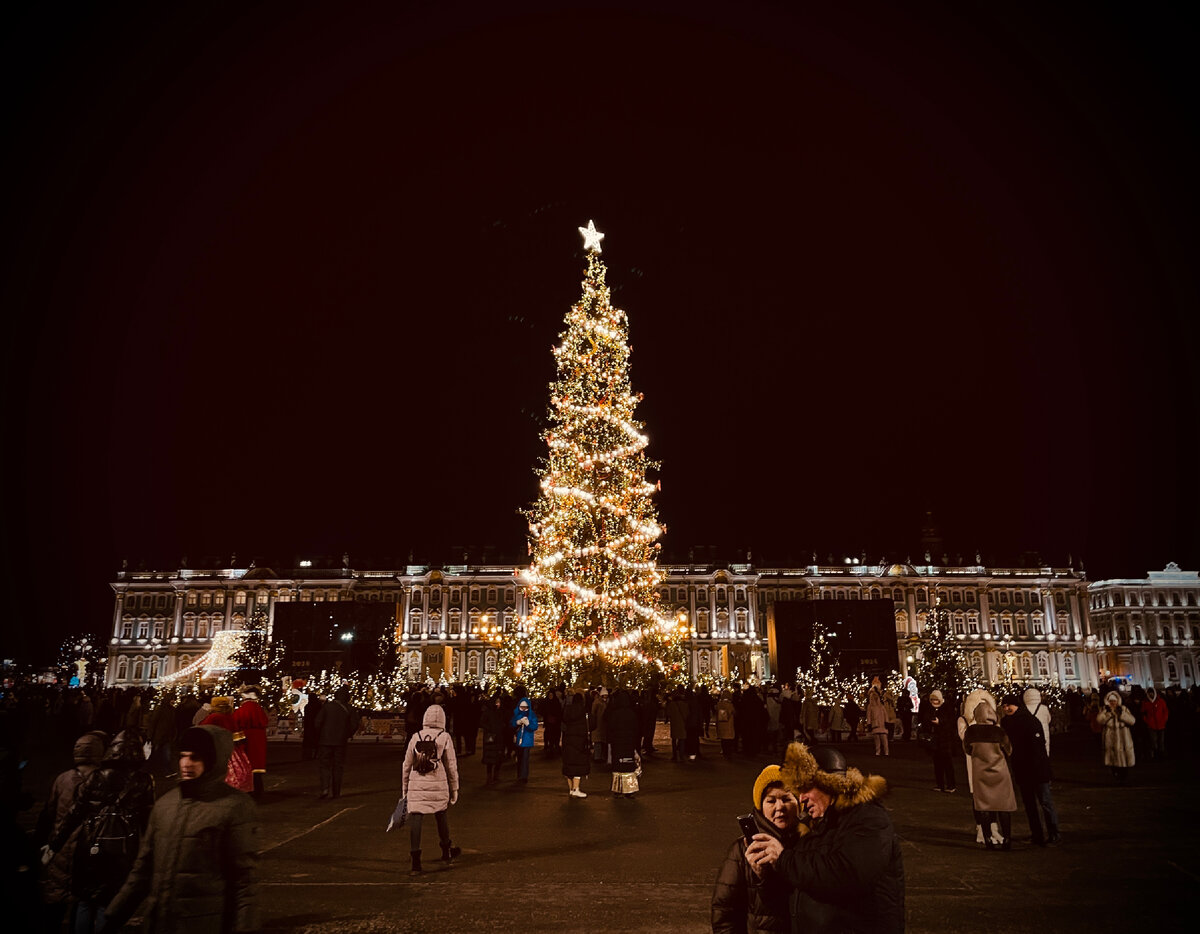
[3,674,1200,931]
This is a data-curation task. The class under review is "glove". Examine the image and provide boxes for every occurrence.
[517,717,530,727]
[449,791,458,805]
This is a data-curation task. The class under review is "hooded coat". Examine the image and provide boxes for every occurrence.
[36,733,106,903]
[1022,688,1052,756]
[1096,691,1136,767]
[1001,705,1051,785]
[403,704,460,814]
[561,694,591,778]
[962,703,1016,812]
[104,725,258,934]
[511,697,540,748]
[775,744,904,934]
[1141,688,1169,731]
[604,690,640,768]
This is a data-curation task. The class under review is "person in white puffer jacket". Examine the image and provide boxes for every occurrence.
[402,703,460,875]
[1023,687,1052,757]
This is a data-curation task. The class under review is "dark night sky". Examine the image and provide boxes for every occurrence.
[3,2,1197,662]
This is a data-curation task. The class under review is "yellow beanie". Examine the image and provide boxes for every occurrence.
[752,765,785,811]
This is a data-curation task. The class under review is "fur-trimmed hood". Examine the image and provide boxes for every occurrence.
[780,742,888,813]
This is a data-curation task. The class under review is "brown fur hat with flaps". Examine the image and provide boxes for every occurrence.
[781,742,888,811]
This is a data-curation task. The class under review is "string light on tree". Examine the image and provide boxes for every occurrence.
[499,221,685,691]
[913,595,978,705]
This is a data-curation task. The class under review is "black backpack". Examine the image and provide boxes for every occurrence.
[413,732,439,775]
[76,798,141,899]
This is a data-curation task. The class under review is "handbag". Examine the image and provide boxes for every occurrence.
[386,795,408,832]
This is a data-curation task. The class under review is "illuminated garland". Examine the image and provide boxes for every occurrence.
[498,222,686,690]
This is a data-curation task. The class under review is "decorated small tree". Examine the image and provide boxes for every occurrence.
[914,596,976,705]
[796,621,845,705]
[499,221,685,691]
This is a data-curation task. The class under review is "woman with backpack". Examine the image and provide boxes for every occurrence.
[402,704,460,875]
[46,730,155,932]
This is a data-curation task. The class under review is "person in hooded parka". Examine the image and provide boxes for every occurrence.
[402,703,461,875]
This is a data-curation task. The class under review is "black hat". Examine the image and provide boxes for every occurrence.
[812,745,848,775]
[178,727,218,770]
[1001,693,1022,707]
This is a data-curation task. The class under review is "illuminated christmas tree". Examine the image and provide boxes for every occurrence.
[915,596,976,705]
[796,621,845,705]
[500,221,685,691]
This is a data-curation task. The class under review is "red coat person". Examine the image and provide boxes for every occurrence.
[233,689,270,775]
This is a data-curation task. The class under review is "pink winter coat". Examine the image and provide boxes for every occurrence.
[402,704,459,814]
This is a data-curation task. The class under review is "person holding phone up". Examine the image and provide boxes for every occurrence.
[711,765,807,933]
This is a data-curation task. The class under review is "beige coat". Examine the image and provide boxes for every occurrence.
[962,702,1016,812]
[1096,692,1135,768]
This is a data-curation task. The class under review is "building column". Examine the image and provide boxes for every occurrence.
[112,591,126,639]
[1043,587,1057,635]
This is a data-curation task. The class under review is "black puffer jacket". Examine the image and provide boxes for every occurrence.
[560,696,591,778]
[711,811,798,934]
[776,785,904,933]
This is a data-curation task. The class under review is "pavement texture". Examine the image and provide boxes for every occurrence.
[21,726,1200,932]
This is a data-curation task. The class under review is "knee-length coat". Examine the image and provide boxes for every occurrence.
[962,702,1016,812]
[1096,691,1136,768]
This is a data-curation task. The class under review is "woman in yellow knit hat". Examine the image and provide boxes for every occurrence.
[711,765,807,933]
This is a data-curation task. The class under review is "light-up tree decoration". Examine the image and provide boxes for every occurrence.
[795,621,845,706]
[499,221,685,691]
[914,595,978,705]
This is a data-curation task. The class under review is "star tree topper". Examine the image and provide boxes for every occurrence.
[578,219,605,253]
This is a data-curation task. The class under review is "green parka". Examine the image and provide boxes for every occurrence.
[105,725,259,933]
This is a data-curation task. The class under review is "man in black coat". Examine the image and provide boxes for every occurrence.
[1001,693,1061,846]
[314,687,358,799]
[746,743,905,934]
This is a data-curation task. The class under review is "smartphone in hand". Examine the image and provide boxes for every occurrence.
[737,813,759,843]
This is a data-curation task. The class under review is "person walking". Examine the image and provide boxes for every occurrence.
[925,690,958,793]
[898,675,919,741]
[590,688,609,764]
[561,691,591,797]
[146,693,177,776]
[511,694,539,784]
[711,764,805,934]
[605,689,641,798]
[962,700,1017,850]
[233,687,269,798]
[480,693,506,785]
[314,686,358,799]
[34,731,107,932]
[102,725,258,934]
[1141,687,1169,759]
[1095,690,1136,783]
[402,703,461,875]
[865,679,890,758]
[1000,693,1060,846]
[716,691,737,759]
[666,688,688,761]
[45,731,156,932]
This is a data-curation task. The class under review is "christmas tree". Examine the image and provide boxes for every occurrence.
[914,596,976,705]
[217,609,285,702]
[796,621,845,705]
[500,221,685,691]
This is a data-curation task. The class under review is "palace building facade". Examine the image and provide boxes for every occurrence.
[103,557,1199,691]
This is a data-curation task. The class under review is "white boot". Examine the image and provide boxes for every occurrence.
[989,822,1004,845]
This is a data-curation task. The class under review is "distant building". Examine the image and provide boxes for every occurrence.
[104,557,1198,691]
[1086,562,1200,687]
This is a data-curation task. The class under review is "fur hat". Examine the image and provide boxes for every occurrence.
[781,742,887,807]
[239,685,260,700]
[753,765,785,811]
[211,696,235,714]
